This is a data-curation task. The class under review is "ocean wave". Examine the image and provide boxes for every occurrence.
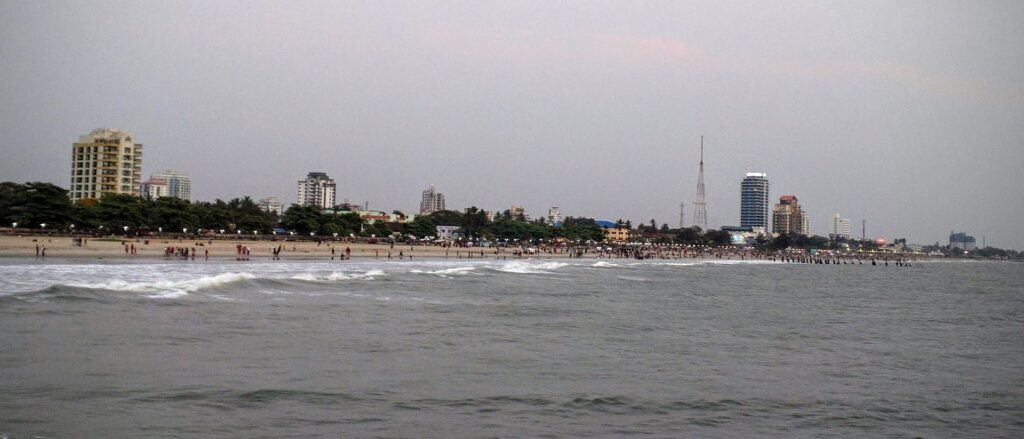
[289,270,385,282]
[65,272,258,298]
[489,260,568,274]
[591,261,622,268]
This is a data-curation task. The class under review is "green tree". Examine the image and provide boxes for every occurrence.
[282,204,321,235]
[676,226,702,244]
[150,197,199,231]
[0,182,73,229]
[94,194,147,232]
[461,206,490,239]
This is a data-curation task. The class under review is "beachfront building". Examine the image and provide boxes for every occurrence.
[740,173,769,230]
[420,185,446,215]
[602,227,632,242]
[258,197,284,216]
[829,214,852,240]
[772,195,809,236]
[547,207,562,225]
[69,128,143,202]
[509,205,529,221]
[297,172,337,210]
[949,231,977,251]
[140,177,168,199]
[149,170,191,200]
[436,225,461,240]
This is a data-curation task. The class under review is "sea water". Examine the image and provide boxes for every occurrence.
[0,258,1021,438]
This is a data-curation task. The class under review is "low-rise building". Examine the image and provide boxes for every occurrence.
[140,178,167,199]
[436,225,461,240]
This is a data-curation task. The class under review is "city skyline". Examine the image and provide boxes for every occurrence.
[1,2,1022,248]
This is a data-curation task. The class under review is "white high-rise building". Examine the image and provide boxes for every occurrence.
[547,207,562,225]
[829,214,851,240]
[297,172,337,209]
[69,128,143,202]
[259,197,284,216]
[150,170,191,200]
[419,185,445,214]
[740,173,769,229]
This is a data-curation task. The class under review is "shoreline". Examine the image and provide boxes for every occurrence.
[0,235,583,260]
[0,234,954,263]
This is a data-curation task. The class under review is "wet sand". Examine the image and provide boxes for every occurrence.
[0,235,566,260]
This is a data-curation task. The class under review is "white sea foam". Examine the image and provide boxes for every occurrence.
[290,269,384,282]
[591,261,622,268]
[67,272,257,298]
[410,266,478,276]
[491,260,568,274]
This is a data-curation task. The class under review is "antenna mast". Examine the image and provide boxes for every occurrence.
[692,135,708,230]
[679,202,685,229]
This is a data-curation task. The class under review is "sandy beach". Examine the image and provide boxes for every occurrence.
[0,235,570,260]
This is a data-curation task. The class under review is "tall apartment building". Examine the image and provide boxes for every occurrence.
[69,128,142,202]
[547,207,562,225]
[829,214,851,240]
[297,172,337,209]
[772,195,809,236]
[149,170,191,200]
[419,185,445,214]
[740,173,769,229]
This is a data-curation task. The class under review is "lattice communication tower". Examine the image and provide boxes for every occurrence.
[692,136,708,230]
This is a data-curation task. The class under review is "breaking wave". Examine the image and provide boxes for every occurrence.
[489,261,569,274]
[67,272,258,298]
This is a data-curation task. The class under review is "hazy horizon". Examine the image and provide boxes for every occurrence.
[1,1,1022,249]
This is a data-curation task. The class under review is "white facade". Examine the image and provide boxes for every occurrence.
[435,225,461,240]
[829,214,851,239]
[419,185,445,214]
[259,197,284,216]
[547,207,562,224]
[150,170,191,200]
[297,172,337,209]
[141,178,168,199]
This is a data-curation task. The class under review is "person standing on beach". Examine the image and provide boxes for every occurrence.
[35,243,39,256]
[41,245,46,257]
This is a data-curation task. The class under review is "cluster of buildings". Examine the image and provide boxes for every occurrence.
[63,128,983,248]
[69,128,191,203]
[708,172,856,245]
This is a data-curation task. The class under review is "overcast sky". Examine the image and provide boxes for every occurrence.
[1,0,1022,248]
